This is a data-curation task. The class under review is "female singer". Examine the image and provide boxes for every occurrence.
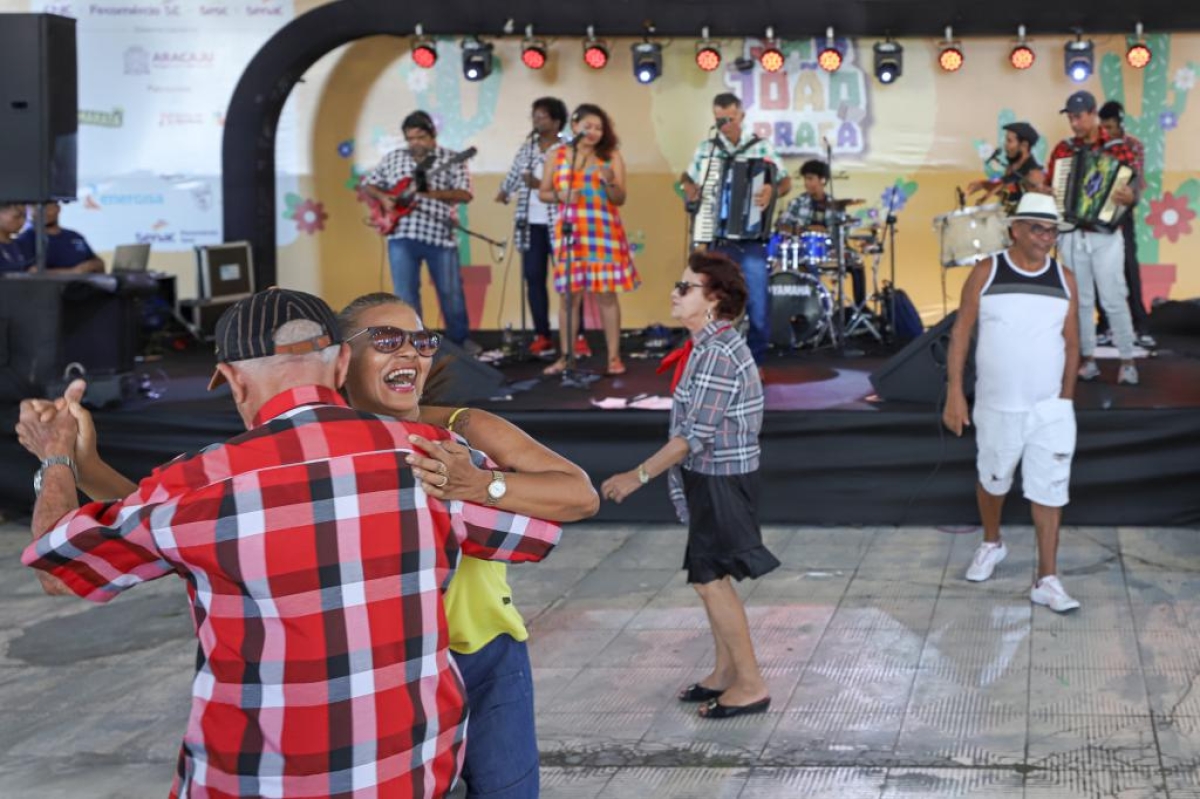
[538,103,639,376]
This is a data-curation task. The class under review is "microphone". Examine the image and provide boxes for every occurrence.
[956,187,966,208]
[526,128,538,139]
[563,131,584,147]
[985,147,1002,165]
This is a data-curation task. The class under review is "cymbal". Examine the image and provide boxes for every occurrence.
[846,233,879,242]
[831,198,865,208]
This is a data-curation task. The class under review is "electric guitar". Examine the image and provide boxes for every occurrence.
[362,146,478,235]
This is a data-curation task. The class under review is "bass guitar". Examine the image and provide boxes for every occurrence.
[362,146,478,235]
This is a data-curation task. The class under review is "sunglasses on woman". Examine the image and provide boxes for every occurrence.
[674,281,705,296]
[345,326,441,356]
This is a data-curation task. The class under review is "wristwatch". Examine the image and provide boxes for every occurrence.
[33,455,78,497]
[485,470,507,506]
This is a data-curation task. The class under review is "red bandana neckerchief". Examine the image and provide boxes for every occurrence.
[656,324,732,392]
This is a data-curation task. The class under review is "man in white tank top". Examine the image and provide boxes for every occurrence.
[943,194,1084,613]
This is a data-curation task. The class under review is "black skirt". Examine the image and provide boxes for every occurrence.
[682,469,781,585]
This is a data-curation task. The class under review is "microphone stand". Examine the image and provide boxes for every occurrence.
[882,185,901,345]
[559,140,599,389]
[824,138,855,355]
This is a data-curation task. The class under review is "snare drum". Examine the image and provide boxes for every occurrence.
[768,271,832,348]
[798,231,833,267]
[933,204,1011,267]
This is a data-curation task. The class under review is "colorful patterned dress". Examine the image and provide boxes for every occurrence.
[549,145,640,294]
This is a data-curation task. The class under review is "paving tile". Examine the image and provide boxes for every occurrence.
[880,767,1024,797]
[738,766,886,798]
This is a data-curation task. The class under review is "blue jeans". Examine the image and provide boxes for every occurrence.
[523,224,552,338]
[713,241,769,362]
[453,634,539,799]
[387,238,470,344]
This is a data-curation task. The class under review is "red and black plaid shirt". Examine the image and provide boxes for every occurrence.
[23,385,561,799]
[1046,128,1140,184]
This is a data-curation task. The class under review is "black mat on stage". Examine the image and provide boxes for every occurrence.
[2,329,1199,527]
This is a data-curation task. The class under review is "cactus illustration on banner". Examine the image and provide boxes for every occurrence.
[1100,33,1200,261]
[399,37,502,264]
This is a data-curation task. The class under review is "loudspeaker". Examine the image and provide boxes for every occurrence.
[869,311,974,404]
[0,14,77,202]
[425,340,506,404]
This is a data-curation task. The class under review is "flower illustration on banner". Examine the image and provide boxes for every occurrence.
[283,194,328,235]
[1145,191,1195,243]
[337,139,354,159]
[1159,110,1179,131]
[1173,66,1196,91]
[880,180,917,213]
[974,141,994,160]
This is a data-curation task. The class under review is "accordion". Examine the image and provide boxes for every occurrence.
[692,157,778,245]
[1051,145,1135,232]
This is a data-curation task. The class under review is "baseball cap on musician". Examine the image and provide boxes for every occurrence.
[1060,90,1097,115]
[208,287,343,390]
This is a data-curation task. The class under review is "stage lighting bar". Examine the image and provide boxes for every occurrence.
[583,26,609,69]
[1127,23,1152,69]
[632,40,663,84]
[873,40,903,84]
[1064,34,1094,82]
[1010,25,1035,70]
[521,25,547,70]
[817,27,842,72]
[695,27,721,72]
[412,24,437,69]
[760,26,785,73]
[461,37,494,82]
[938,26,964,72]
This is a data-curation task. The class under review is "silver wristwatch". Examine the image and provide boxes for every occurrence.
[33,455,78,497]
[485,470,507,506]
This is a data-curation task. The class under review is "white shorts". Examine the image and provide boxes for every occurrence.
[973,397,1077,508]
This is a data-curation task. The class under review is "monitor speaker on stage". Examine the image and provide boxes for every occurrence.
[426,340,506,404]
[0,14,77,202]
[869,311,975,404]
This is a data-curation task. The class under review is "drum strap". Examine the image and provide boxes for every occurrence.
[656,325,733,392]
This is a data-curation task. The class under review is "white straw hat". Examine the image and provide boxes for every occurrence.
[1009,193,1072,231]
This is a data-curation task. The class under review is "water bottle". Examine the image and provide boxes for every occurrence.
[501,323,515,355]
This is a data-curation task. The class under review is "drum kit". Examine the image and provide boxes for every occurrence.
[767,198,887,351]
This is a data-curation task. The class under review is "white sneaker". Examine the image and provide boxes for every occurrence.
[1031,575,1081,613]
[1117,364,1139,386]
[965,541,1008,582]
[1136,333,1157,349]
[1078,361,1101,381]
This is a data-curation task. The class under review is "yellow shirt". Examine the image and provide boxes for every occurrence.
[445,556,528,654]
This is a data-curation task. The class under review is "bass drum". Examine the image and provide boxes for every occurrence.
[768,271,832,349]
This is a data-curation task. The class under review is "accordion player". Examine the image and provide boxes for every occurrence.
[1050,143,1136,232]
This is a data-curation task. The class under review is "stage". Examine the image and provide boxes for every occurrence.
[2,322,1199,526]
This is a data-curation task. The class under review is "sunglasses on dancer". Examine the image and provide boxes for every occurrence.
[674,281,706,296]
[345,326,441,356]
[1020,222,1059,237]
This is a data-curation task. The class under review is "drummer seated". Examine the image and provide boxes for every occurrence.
[776,160,867,305]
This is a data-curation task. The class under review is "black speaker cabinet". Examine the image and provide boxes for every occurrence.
[425,340,506,404]
[869,311,975,404]
[0,14,77,202]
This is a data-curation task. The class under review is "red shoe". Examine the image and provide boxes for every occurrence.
[529,335,556,356]
[574,335,593,359]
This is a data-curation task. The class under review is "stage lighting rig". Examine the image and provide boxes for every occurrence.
[521,25,547,70]
[1064,33,1093,82]
[1010,26,1035,70]
[760,27,784,73]
[1126,23,1152,69]
[817,27,842,72]
[695,27,721,72]
[938,27,964,72]
[583,26,609,69]
[461,37,494,82]
[632,40,663,84]
[873,39,903,84]
[412,24,437,69]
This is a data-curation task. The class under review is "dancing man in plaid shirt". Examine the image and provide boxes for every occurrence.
[18,288,561,798]
[364,111,477,351]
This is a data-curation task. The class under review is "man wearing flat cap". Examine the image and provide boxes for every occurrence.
[968,121,1046,213]
[16,287,561,798]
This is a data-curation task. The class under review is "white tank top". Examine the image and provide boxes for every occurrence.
[974,250,1072,412]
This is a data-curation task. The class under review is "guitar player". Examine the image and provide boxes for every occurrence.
[363,110,476,351]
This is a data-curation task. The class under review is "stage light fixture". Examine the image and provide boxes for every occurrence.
[759,26,785,73]
[873,40,903,84]
[938,27,964,72]
[817,27,842,72]
[412,24,437,69]
[695,27,721,71]
[461,37,494,82]
[1064,34,1094,82]
[521,25,547,70]
[583,26,609,69]
[632,40,663,84]
[1126,23,1152,69]
[1010,25,1035,70]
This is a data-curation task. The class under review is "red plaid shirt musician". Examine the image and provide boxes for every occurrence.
[22,384,561,799]
[1046,128,1141,187]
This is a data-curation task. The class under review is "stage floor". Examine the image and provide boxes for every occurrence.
[2,328,1199,526]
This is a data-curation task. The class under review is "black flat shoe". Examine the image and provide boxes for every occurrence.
[677,683,724,703]
[699,696,771,719]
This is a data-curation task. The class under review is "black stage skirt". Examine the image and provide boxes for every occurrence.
[682,469,781,585]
